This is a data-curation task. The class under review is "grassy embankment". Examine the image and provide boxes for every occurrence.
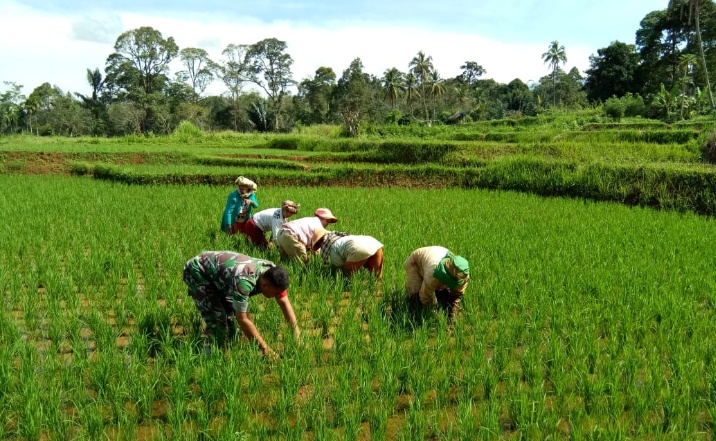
[1,112,715,214]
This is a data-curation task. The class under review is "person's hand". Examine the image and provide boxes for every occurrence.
[263,347,280,361]
[293,327,301,343]
[227,225,233,234]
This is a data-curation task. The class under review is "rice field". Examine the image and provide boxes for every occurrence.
[1,174,716,440]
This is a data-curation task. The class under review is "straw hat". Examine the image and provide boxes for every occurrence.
[314,208,338,223]
[311,228,327,251]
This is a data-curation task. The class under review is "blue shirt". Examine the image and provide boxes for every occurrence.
[221,191,258,232]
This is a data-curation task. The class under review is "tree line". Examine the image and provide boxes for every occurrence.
[1,0,714,137]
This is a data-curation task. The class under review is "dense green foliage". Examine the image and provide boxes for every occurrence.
[2,2,716,137]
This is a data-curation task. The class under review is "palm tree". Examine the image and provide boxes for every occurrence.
[409,51,434,120]
[678,53,698,119]
[426,70,445,121]
[541,41,567,107]
[404,73,420,116]
[382,68,405,108]
[669,0,715,110]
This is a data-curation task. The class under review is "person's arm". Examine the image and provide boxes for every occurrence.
[234,311,276,357]
[275,295,300,340]
[246,193,259,208]
[223,192,238,233]
[419,276,440,305]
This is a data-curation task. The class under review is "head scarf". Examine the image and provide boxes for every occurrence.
[282,200,300,214]
[433,253,470,290]
[234,176,257,193]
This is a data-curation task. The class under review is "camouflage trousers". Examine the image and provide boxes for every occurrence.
[182,264,236,344]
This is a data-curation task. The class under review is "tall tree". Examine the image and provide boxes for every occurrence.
[584,41,641,102]
[457,61,486,88]
[104,27,178,133]
[669,0,715,109]
[409,51,434,120]
[296,66,336,125]
[426,70,445,121]
[333,58,373,136]
[0,82,25,135]
[105,26,179,95]
[176,47,215,101]
[245,38,294,130]
[74,68,108,135]
[404,73,420,116]
[636,9,686,95]
[541,40,568,106]
[216,44,252,100]
[678,52,699,118]
[381,67,405,108]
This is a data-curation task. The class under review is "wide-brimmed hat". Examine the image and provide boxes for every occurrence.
[311,228,327,251]
[315,208,338,223]
[282,200,300,214]
[234,176,257,191]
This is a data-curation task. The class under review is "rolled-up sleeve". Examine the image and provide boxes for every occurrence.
[229,278,253,313]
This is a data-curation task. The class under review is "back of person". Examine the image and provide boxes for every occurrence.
[283,216,323,246]
[252,208,281,232]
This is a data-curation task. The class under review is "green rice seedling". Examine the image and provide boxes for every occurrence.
[3,173,716,437]
[400,399,428,440]
[75,397,107,441]
[455,400,479,438]
[194,354,227,415]
[123,361,150,423]
[367,404,389,441]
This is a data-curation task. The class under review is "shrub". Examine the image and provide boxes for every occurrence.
[701,131,716,164]
[623,93,646,117]
[604,96,625,122]
[173,121,205,142]
[384,109,402,125]
[379,141,460,164]
[68,161,93,175]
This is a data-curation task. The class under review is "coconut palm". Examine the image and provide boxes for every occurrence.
[404,73,420,116]
[427,70,445,121]
[382,68,405,109]
[541,41,567,106]
[669,0,715,110]
[679,53,698,119]
[409,51,434,120]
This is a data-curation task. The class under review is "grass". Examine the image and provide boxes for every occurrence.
[1,174,715,438]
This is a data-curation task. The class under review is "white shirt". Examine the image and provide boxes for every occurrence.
[252,208,285,241]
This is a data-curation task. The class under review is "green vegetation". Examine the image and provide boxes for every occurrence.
[2,114,715,216]
[2,3,716,137]
[1,175,715,439]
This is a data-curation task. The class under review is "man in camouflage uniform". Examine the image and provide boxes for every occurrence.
[183,251,299,356]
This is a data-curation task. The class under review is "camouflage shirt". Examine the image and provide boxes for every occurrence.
[184,251,275,313]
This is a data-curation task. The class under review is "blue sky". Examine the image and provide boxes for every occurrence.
[1,0,668,98]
